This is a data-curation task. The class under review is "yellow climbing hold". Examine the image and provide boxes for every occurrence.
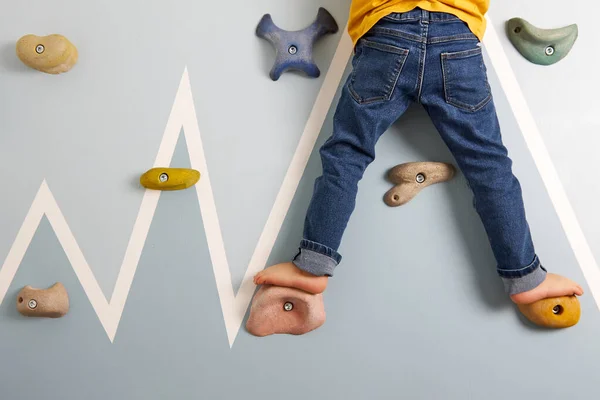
[517,295,581,328]
[140,168,200,191]
[16,34,78,74]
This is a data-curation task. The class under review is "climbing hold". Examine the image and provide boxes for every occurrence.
[140,167,200,191]
[16,283,69,318]
[256,7,338,81]
[16,34,78,74]
[517,295,580,328]
[507,18,578,66]
[246,285,326,337]
[384,162,456,207]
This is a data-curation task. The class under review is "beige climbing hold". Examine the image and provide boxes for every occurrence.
[16,282,69,318]
[16,34,78,74]
[246,285,326,337]
[384,161,456,207]
[140,167,200,191]
[517,295,580,328]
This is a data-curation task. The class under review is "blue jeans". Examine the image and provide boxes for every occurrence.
[292,8,547,295]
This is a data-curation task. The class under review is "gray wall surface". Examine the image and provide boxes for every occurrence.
[1,1,598,399]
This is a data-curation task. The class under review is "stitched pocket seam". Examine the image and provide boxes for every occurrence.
[349,39,410,105]
[441,47,492,112]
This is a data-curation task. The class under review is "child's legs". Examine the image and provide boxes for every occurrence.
[428,99,544,295]
[420,31,545,295]
[293,25,422,277]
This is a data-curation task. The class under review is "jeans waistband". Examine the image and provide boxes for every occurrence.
[383,7,461,23]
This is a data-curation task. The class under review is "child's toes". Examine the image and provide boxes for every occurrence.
[255,274,267,285]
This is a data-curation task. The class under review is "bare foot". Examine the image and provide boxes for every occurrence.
[253,262,328,294]
[510,273,584,305]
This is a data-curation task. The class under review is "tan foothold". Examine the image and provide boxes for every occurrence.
[517,295,580,328]
[246,285,326,337]
[384,161,456,207]
[16,34,78,74]
[16,283,69,318]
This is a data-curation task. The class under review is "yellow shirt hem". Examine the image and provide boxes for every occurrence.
[348,3,487,46]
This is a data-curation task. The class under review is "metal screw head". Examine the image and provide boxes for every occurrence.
[159,173,169,183]
[288,45,297,55]
[552,305,562,314]
[283,302,293,311]
[416,173,426,184]
[545,46,555,56]
[35,44,45,54]
[28,299,38,309]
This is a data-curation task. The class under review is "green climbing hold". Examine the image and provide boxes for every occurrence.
[507,18,578,66]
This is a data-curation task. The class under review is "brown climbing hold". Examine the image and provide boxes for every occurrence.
[246,285,326,337]
[517,295,580,328]
[16,34,78,74]
[384,161,456,207]
[16,282,69,318]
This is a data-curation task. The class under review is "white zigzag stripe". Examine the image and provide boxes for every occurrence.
[0,28,353,347]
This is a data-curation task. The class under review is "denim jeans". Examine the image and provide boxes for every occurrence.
[292,8,547,295]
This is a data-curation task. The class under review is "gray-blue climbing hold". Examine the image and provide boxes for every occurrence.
[256,7,339,81]
[507,18,578,66]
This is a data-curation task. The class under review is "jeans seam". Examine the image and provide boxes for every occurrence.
[429,33,479,44]
[369,26,424,44]
[417,23,428,102]
[441,47,483,59]
[360,38,409,55]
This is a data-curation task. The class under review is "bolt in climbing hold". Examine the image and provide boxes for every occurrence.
[506,18,578,66]
[16,34,78,74]
[517,295,580,328]
[140,168,200,191]
[16,283,69,318]
[384,162,455,207]
[552,305,562,314]
[256,7,339,81]
[284,302,293,311]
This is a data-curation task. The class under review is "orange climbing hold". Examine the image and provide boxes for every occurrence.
[517,295,580,328]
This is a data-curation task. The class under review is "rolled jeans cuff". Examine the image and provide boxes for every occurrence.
[292,239,341,277]
[499,255,547,295]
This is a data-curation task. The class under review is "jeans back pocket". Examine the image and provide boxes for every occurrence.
[441,47,492,112]
[349,39,409,105]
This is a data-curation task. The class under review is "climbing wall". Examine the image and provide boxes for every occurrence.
[1,1,599,399]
